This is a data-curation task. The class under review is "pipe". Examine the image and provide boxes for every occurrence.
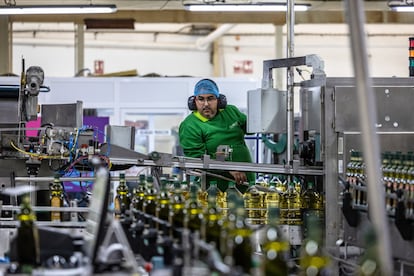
[195,24,235,50]
[13,38,204,51]
[286,0,295,165]
[344,0,393,275]
[13,24,236,51]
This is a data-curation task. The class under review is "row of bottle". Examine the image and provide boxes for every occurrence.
[244,174,324,225]
[346,150,414,216]
[114,172,330,275]
[114,172,324,227]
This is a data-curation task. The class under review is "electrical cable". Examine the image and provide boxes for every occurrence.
[10,140,66,159]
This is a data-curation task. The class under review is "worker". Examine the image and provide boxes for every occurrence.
[178,78,254,192]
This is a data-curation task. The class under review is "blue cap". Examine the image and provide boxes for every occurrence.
[194,79,219,98]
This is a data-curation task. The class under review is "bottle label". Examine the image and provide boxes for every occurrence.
[50,197,61,221]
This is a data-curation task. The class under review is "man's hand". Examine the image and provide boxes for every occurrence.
[229,171,247,184]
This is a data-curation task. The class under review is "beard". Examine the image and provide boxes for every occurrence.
[201,107,216,119]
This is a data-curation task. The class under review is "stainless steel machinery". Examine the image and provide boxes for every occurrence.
[323,77,414,274]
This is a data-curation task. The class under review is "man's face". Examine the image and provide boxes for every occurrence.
[195,93,218,119]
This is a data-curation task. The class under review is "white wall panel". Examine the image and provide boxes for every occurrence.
[118,78,191,109]
[42,78,115,105]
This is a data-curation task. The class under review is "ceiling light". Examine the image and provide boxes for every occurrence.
[184,3,310,12]
[389,5,414,11]
[0,5,117,15]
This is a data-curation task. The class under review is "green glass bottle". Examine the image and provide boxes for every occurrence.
[143,175,157,217]
[132,174,146,212]
[156,177,170,234]
[347,151,359,204]
[204,182,223,252]
[181,180,189,200]
[50,174,64,222]
[407,153,414,216]
[389,152,400,210]
[299,213,330,276]
[185,184,203,233]
[359,227,381,276]
[17,195,40,270]
[261,207,290,276]
[170,180,186,240]
[114,173,131,218]
[302,182,317,210]
[228,196,253,274]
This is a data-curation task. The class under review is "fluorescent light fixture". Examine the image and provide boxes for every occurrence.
[0,5,117,15]
[184,3,310,12]
[389,5,414,12]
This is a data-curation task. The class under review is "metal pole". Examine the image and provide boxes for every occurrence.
[74,23,85,76]
[286,0,295,166]
[344,0,393,274]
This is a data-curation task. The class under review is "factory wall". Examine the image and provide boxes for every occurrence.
[11,24,412,79]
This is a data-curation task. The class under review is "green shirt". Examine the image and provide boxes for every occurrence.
[179,105,254,192]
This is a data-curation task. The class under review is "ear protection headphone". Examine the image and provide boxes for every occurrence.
[187,78,227,111]
[187,94,227,111]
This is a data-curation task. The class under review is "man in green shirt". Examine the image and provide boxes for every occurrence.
[179,78,254,192]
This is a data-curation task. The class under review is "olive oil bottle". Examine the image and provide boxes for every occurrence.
[143,175,158,217]
[244,181,265,225]
[17,195,40,270]
[50,174,64,222]
[156,177,170,234]
[280,181,302,225]
[185,184,203,233]
[261,207,290,276]
[225,181,243,216]
[132,174,146,212]
[114,173,131,218]
[170,180,186,240]
[204,182,223,252]
[228,196,253,274]
[299,213,330,276]
[267,176,282,209]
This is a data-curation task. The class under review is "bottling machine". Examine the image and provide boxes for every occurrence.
[0,56,413,275]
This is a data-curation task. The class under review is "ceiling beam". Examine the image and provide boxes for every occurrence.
[7,10,414,24]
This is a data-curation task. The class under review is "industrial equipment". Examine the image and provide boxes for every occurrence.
[0,58,413,275]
